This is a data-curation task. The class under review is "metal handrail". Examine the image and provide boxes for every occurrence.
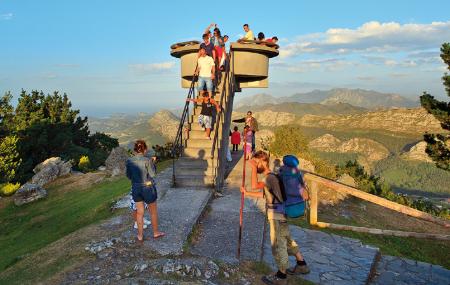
[210,53,231,158]
[172,72,197,184]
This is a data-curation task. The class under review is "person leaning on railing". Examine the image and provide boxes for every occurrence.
[232,110,259,151]
[241,151,310,285]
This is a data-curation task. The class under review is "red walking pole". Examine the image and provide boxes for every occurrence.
[237,144,247,260]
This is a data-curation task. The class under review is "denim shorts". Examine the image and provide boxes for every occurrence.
[198,76,213,92]
[131,183,157,204]
[129,190,148,211]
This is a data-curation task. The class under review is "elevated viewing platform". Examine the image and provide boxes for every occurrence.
[170,40,279,88]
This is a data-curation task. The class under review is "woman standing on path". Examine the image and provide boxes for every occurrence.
[126,140,165,242]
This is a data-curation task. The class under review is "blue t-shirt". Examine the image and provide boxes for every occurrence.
[200,42,214,57]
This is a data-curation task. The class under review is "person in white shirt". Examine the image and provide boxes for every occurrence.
[195,47,216,98]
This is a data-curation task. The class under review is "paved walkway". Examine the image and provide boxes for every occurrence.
[114,167,213,256]
[84,157,450,285]
[371,255,450,285]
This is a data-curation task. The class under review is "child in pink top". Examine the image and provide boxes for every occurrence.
[242,125,253,160]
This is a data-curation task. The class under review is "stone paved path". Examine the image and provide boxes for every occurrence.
[121,187,212,256]
[114,167,213,256]
[263,226,379,285]
[191,184,266,263]
[371,255,450,285]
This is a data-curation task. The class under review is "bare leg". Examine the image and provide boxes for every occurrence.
[136,202,145,240]
[295,251,305,261]
[148,202,164,238]
[206,128,211,138]
[132,210,137,222]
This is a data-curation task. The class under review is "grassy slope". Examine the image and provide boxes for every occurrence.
[0,160,172,272]
[0,176,130,271]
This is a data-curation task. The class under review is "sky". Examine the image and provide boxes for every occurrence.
[1,0,449,116]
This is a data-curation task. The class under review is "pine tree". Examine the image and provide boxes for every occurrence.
[420,43,450,171]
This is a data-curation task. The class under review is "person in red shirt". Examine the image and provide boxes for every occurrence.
[231,126,241,152]
[266,36,279,44]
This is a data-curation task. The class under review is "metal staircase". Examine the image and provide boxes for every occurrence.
[172,56,235,189]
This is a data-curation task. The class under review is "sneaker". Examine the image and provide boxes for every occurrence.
[144,218,151,226]
[287,264,310,275]
[261,274,287,285]
[133,222,148,230]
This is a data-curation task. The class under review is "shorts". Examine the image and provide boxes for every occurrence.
[198,76,213,92]
[198,114,212,129]
[131,183,158,204]
[129,190,148,211]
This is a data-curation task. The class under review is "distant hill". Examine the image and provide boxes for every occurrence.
[236,102,367,116]
[298,107,443,135]
[235,88,419,109]
[89,110,179,148]
[234,93,280,109]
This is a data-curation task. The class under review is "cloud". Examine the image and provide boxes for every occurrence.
[129,61,176,75]
[357,76,376,81]
[0,13,13,20]
[40,73,58,79]
[280,21,450,58]
[54,64,80,68]
[273,58,357,73]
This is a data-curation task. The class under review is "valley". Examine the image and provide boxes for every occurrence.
[90,89,450,199]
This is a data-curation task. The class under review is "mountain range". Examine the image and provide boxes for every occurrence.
[88,110,179,148]
[235,88,419,109]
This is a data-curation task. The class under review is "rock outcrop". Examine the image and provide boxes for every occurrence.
[31,157,72,186]
[309,135,390,162]
[232,110,296,127]
[402,141,433,163]
[298,107,444,135]
[308,134,342,151]
[14,183,48,206]
[105,147,129,176]
[338,138,390,161]
[148,110,179,141]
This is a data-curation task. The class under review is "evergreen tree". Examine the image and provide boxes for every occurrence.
[0,136,22,183]
[1,90,119,182]
[420,43,450,171]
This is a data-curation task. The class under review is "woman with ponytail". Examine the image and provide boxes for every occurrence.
[126,140,165,242]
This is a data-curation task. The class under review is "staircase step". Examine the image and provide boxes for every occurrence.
[186,138,214,148]
[175,166,216,176]
[174,175,214,187]
[183,147,217,159]
[190,123,220,131]
[176,157,216,167]
[188,130,216,139]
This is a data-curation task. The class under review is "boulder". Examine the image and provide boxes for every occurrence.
[105,147,129,176]
[31,157,72,186]
[14,183,47,206]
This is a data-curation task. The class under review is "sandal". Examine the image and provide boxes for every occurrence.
[153,232,166,239]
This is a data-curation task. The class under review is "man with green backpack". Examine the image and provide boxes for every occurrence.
[243,151,310,285]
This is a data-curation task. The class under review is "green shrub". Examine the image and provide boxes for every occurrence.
[338,160,449,218]
[0,183,21,196]
[269,125,337,178]
[78,156,91,173]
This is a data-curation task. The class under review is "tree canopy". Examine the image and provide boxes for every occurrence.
[420,43,450,171]
[0,90,118,184]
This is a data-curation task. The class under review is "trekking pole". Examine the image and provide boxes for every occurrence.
[260,192,267,262]
[237,144,247,260]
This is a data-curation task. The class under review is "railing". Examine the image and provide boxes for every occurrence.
[212,51,236,189]
[171,73,197,185]
[211,53,231,159]
[303,171,450,240]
